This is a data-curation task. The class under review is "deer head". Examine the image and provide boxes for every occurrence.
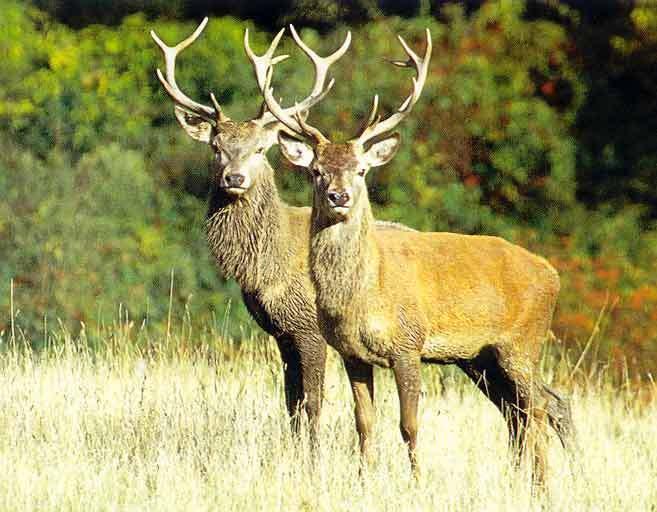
[152,18,351,196]
[261,30,431,221]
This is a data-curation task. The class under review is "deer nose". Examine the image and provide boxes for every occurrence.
[327,190,350,207]
[225,174,245,188]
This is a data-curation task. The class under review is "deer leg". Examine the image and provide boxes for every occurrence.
[344,359,375,468]
[275,336,304,436]
[505,400,530,469]
[297,336,327,448]
[393,355,422,479]
[505,360,578,486]
[542,384,576,452]
[276,335,326,448]
[526,388,549,488]
[515,378,581,488]
[457,353,531,472]
[503,369,549,488]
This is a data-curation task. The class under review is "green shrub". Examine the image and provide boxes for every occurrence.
[0,141,250,343]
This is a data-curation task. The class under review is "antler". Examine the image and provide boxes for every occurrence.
[356,28,432,145]
[244,28,290,92]
[257,26,351,139]
[151,17,227,123]
[244,27,295,126]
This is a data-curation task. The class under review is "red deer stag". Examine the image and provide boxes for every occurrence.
[260,29,574,482]
[152,20,411,442]
[151,18,347,441]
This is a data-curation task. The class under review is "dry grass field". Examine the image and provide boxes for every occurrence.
[0,326,655,511]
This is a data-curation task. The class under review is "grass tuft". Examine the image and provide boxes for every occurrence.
[0,328,655,511]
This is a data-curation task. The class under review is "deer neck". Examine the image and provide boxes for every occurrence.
[206,163,289,292]
[310,197,379,323]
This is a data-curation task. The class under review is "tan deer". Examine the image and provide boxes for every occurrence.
[151,20,411,442]
[260,29,574,482]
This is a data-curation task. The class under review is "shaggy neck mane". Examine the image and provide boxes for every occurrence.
[310,198,379,320]
[206,165,289,292]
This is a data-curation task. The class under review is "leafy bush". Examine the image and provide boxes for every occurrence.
[0,141,249,343]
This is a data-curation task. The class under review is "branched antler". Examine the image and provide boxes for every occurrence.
[356,29,432,145]
[257,26,351,139]
[151,18,226,123]
[244,29,290,93]
[260,28,431,146]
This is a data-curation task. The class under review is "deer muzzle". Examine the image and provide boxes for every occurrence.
[218,170,249,195]
[327,190,351,208]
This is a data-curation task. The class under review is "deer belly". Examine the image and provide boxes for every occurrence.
[422,330,503,363]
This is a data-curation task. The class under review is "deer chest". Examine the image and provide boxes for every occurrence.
[319,310,394,367]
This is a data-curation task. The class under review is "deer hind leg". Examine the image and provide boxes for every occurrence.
[393,355,422,479]
[502,364,551,488]
[457,346,547,485]
[457,355,527,464]
[344,359,375,469]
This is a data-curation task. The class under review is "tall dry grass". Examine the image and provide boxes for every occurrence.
[0,324,655,511]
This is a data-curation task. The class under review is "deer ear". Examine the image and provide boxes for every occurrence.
[278,132,314,167]
[174,106,214,143]
[362,133,401,168]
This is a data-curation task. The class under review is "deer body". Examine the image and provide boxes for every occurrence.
[202,127,411,436]
[311,202,560,369]
[307,161,571,482]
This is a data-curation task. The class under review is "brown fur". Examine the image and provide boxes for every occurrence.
[303,141,575,482]
[152,21,360,443]
[207,163,326,438]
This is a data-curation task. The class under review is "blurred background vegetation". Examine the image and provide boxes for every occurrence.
[1,0,656,378]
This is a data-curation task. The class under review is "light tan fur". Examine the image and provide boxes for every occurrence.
[279,135,575,483]
[262,23,573,483]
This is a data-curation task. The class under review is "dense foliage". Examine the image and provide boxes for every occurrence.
[1,0,656,376]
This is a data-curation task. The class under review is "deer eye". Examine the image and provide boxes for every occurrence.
[358,168,366,177]
[256,147,265,154]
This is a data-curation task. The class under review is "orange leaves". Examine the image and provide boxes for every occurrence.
[540,80,556,97]
[628,286,657,312]
[547,237,657,379]
[556,312,595,333]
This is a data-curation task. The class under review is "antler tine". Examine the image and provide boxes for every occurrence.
[256,27,351,138]
[289,25,352,98]
[260,26,350,126]
[261,67,330,144]
[357,94,380,135]
[244,27,292,125]
[244,27,289,91]
[294,107,330,144]
[356,28,432,145]
[151,17,221,122]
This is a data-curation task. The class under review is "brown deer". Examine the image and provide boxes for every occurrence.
[151,20,411,442]
[260,29,574,482]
